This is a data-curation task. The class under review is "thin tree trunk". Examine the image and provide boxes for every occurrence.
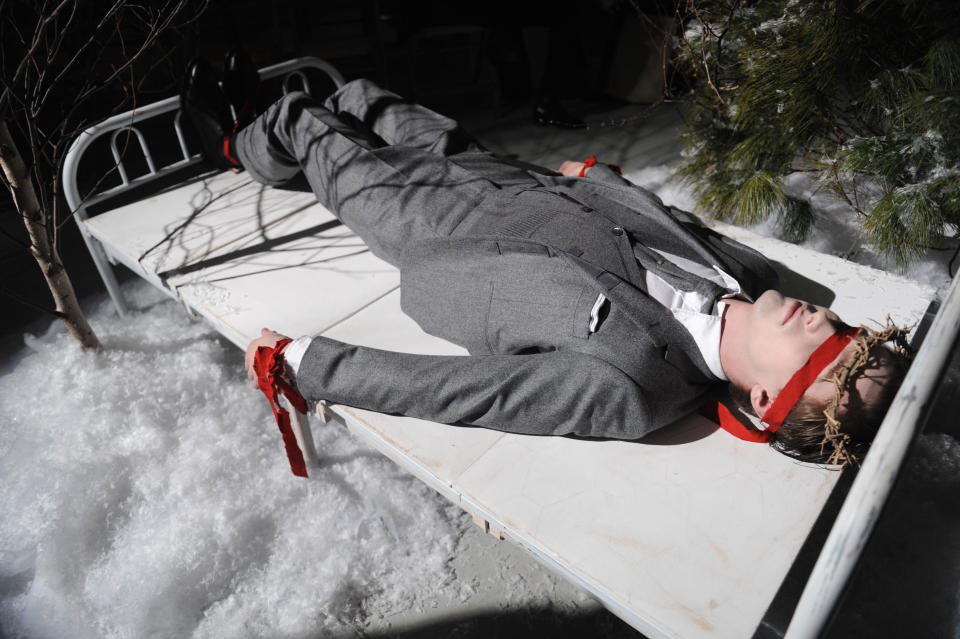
[0,120,101,349]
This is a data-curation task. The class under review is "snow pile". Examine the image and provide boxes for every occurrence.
[0,284,472,638]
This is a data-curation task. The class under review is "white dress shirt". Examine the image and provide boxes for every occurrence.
[642,248,744,380]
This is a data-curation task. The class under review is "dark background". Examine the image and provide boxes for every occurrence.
[0,0,677,334]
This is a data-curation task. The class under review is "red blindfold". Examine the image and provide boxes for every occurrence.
[707,326,860,443]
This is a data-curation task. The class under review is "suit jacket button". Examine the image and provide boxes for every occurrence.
[612,226,624,236]
[582,206,594,213]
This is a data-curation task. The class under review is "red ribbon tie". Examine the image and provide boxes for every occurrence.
[254,338,310,477]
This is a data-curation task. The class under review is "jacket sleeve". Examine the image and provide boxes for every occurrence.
[584,163,636,188]
[293,336,656,440]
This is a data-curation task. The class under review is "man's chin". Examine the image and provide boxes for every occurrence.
[754,289,784,314]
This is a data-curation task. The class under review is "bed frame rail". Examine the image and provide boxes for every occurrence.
[62,56,345,316]
[785,272,959,638]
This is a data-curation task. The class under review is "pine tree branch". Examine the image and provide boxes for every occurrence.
[677,8,725,107]
[713,0,740,90]
[830,159,864,216]
[696,10,726,105]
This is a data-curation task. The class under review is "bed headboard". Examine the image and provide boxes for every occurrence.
[61,56,344,315]
[63,56,344,220]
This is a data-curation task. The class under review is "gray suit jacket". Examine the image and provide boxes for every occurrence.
[296,165,779,439]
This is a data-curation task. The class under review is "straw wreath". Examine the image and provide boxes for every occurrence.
[820,319,913,467]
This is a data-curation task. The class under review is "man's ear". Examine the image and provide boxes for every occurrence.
[750,384,774,418]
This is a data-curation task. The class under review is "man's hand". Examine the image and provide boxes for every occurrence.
[245,328,290,385]
[556,160,589,177]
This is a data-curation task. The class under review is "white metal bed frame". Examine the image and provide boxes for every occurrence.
[62,56,345,319]
[61,56,958,638]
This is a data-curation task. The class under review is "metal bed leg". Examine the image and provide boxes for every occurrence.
[77,227,128,317]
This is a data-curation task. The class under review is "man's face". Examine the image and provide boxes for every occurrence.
[720,290,890,417]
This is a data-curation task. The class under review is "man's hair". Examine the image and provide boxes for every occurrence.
[728,335,912,466]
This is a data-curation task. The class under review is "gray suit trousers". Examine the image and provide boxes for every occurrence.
[235,79,538,264]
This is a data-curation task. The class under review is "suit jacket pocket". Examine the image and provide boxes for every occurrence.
[400,239,500,354]
[401,236,594,356]
[485,254,592,353]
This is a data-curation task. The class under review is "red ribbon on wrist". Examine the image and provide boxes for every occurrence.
[579,155,622,177]
[254,338,309,477]
[579,155,598,177]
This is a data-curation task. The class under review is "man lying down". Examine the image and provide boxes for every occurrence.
[181,55,912,467]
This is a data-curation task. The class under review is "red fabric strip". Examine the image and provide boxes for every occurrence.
[705,326,859,443]
[578,155,621,176]
[222,135,241,168]
[760,326,859,433]
[579,155,598,177]
[254,338,309,478]
[702,401,773,443]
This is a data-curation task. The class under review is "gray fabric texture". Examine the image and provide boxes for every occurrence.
[234,79,780,439]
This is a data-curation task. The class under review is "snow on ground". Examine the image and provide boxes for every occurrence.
[0,283,598,639]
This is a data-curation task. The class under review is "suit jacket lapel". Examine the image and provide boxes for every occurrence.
[557,249,716,384]
[552,178,774,296]
[631,242,725,302]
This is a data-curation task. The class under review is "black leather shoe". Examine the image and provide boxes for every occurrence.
[223,48,261,131]
[180,58,241,170]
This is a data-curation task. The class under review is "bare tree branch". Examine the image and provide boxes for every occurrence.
[2,0,73,107]
[35,1,126,108]
[0,0,209,345]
